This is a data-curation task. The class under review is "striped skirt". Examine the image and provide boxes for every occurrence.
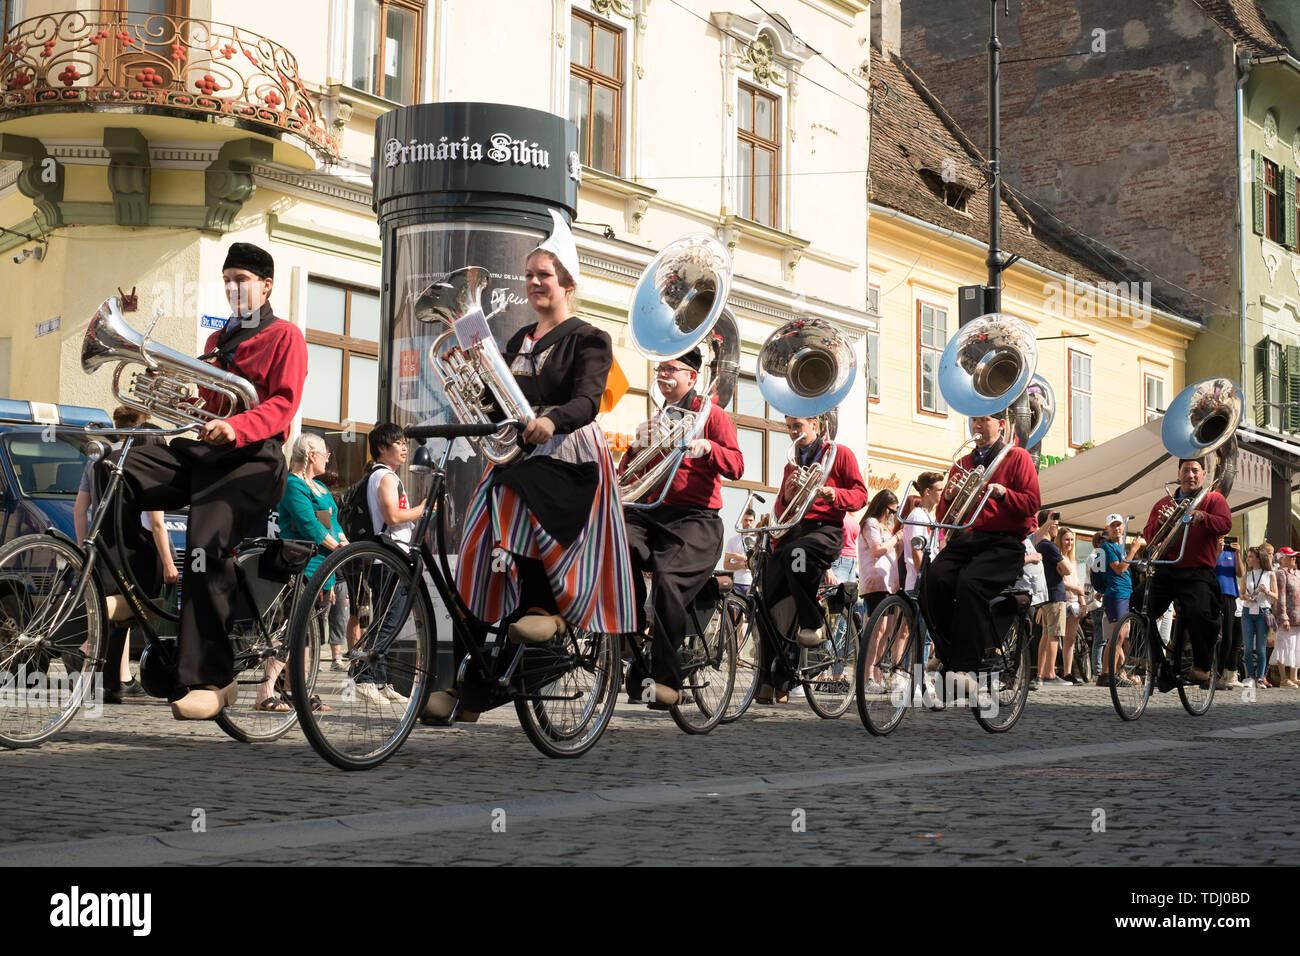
[456,421,637,634]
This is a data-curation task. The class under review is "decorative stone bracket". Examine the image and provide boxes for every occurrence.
[1263,241,1281,285]
[0,132,64,227]
[104,127,150,226]
[577,164,656,236]
[204,137,271,231]
[717,213,810,282]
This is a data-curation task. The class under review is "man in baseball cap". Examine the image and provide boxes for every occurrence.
[1096,512,1145,686]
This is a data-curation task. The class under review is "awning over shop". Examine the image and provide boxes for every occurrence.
[1038,420,1300,530]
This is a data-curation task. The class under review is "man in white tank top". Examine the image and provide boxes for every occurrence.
[352,423,426,705]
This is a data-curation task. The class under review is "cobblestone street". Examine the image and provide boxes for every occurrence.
[3,683,1296,866]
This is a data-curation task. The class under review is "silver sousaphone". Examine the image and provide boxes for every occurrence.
[619,234,739,507]
[937,312,1044,526]
[754,317,857,535]
[1145,376,1242,561]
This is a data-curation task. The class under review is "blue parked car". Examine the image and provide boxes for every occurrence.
[0,399,186,558]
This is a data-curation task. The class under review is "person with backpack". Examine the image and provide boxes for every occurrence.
[343,423,426,706]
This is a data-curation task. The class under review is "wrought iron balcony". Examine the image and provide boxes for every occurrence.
[0,9,336,159]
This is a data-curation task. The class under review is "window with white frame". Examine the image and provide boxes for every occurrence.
[1070,350,1092,446]
[918,302,948,415]
[1144,373,1163,423]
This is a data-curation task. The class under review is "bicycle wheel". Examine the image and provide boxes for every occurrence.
[0,535,104,748]
[216,580,323,744]
[1175,631,1218,716]
[856,595,916,736]
[721,595,759,723]
[1107,612,1156,721]
[670,598,737,735]
[803,599,858,719]
[288,542,432,770]
[515,625,620,758]
[974,612,1031,733]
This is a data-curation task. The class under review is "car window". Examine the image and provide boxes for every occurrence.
[1,434,91,498]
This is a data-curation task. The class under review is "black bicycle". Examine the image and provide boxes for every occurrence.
[623,571,737,734]
[1106,525,1219,721]
[854,483,1032,735]
[285,422,621,770]
[0,426,326,749]
[727,492,859,719]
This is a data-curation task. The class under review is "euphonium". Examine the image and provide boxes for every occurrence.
[81,296,260,427]
[935,313,1041,527]
[773,409,839,533]
[619,235,737,506]
[418,266,537,468]
[1145,376,1242,561]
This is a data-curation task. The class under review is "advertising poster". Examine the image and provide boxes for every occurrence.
[387,220,546,546]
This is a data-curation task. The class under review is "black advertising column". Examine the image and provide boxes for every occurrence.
[372,103,579,541]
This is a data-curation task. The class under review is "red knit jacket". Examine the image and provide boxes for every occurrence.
[1142,489,1232,569]
[937,442,1040,537]
[775,441,868,524]
[198,308,307,448]
[661,400,744,509]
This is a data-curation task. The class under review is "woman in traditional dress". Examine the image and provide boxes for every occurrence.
[424,212,637,720]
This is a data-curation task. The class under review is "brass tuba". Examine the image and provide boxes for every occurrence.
[81,296,260,427]
[757,318,856,535]
[619,234,737,506]
[419,266,537,468]
[1145,376,1242,562]
[936,312,1043,528]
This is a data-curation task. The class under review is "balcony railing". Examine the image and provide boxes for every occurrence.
[0,9,336,158]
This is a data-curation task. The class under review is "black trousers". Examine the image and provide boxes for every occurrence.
[1131,566,1220,672]
[758,520,842,689]
[624,504,723,692]
[102,438,286,688]
[920,529,1024,672]
[1220,592,1243,676]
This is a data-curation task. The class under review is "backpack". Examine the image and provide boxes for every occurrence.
[338,462,385,541]
[1087,546,1107,592]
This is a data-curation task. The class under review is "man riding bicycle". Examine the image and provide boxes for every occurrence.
[921,411,1040,700]
[1136,457,1231,687]
[620,346,743,708]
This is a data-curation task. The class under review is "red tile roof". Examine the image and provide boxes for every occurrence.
[870,45,1168,301]
[1196,0,1289,57]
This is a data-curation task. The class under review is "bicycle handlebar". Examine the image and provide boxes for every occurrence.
[405,419,518,441]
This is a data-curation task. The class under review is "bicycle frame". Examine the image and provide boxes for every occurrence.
[37,425,194,659]
[40,423,315,690]
[729,491,841,686]
[623,583,729,695]
[363,429,595,706]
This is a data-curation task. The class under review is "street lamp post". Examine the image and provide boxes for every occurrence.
[987,0,1003,312]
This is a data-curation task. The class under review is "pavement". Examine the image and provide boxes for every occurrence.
[2,681,1297,866]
